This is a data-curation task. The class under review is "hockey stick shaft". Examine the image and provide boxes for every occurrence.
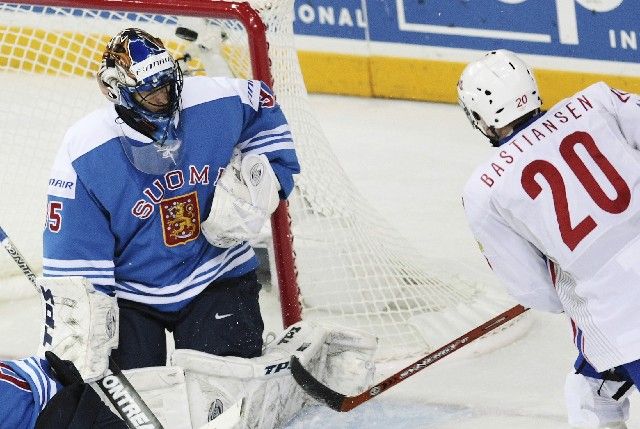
[291,304,529,412]
[0,227,164,429]
[0,229,39,294]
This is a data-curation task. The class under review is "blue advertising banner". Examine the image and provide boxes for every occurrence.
[293,0,367,40]
[294,0,640,64]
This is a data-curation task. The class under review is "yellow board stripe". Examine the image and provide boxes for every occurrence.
[298,51,373,97]
[0,27,191,77]
[299,51,640,107]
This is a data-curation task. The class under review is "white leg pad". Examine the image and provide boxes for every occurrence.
[116,366,192,429]
[36,276,119,381]
[172,321,377,428]
[172,348,311,429]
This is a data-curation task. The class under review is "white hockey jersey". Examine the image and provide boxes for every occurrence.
[463,82,640,372]
[43,76,299,313]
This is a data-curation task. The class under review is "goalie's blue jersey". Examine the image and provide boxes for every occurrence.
[0,357,61,429]
[44,76,299,311]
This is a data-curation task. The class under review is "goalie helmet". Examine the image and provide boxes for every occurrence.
[457,50,541,145]
[97,27,183,143]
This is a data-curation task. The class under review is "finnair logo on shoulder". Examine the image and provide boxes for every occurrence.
[131,52,173,80]
[48,171,76,199]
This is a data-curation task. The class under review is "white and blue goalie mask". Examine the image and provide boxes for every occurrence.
[98,28,185,173]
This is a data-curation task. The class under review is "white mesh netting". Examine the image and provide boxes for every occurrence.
[0,0,526,361]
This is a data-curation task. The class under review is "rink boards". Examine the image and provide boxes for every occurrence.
[294,0,640,107]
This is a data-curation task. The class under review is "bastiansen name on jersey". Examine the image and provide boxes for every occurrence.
[44,76,299,312]
[463,82,640,372]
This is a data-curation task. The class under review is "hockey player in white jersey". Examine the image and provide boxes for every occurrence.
[43,28,300,371]
[458,50,639,429]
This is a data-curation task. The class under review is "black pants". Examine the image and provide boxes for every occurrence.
[111,271,264,370]
[36,384,127,429]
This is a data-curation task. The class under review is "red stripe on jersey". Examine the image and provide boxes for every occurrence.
[570,319,577,342]
[548,260,557,287]
[0,362,30,391]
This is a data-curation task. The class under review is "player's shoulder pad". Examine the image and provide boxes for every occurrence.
[586,80,640,108]
[574,81,613,104]
[544,81,608,115]
[181,75,263,110]
[62,105,120,163]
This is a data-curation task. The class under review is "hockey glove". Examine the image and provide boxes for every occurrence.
[35,351,127,429]
[202,150,280,248]
[37,276,119,382]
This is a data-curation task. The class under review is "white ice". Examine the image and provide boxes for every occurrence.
[2,93,638,428]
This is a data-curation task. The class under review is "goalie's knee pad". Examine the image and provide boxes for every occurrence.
[172,321,377,428]
[316,324,377,395]
[172,348,307,429]
[565,371,630,428]
[97,366,192,429]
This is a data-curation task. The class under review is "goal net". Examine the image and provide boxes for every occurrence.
[0,0,527,361]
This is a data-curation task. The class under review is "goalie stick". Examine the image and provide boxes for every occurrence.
[0,226,165,429]
[290,304,529,412]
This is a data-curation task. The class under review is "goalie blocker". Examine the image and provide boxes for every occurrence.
[37,276,119,382]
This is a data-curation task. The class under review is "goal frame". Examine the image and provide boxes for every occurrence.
[10,0,302,327]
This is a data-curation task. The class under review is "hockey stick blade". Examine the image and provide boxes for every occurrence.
[290,356,345,411]
[0,226,164,429]
[291,304,529,412]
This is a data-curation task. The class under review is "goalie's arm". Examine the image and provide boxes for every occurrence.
[201,80,300,247]
[235,79,300,198]
[44,150,116,293]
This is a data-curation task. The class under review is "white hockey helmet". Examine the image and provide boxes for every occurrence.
[457,50,541,139]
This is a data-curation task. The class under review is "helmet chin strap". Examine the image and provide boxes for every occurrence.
[474,122,504,147]
[486,127,502,147]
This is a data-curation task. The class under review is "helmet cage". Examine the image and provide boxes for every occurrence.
[119,63,184,118]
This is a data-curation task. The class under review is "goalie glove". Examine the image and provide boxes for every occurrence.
[37,276,119,382]
[201,150,280,248]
